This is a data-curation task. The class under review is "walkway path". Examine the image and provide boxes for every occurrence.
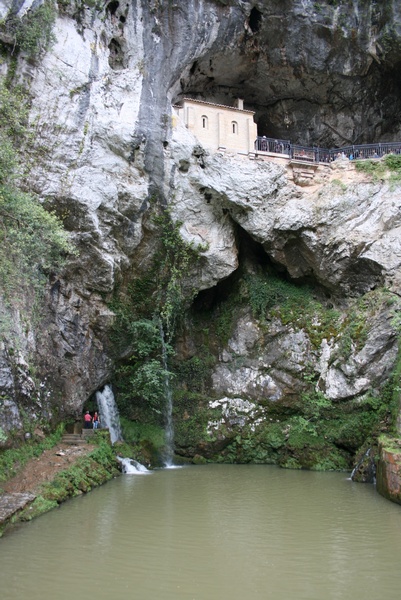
[0,442,95,529]
[255,137,401,164]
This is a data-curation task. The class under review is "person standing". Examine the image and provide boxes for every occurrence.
[84,411,92,429]
[92,412,100,430]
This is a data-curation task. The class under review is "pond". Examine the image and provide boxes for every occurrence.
[1,464,401,600]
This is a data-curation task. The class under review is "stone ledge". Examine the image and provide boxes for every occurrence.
[0,493,36,526]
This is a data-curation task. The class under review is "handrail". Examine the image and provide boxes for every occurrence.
[255,137,401,163]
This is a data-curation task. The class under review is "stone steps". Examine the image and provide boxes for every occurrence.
[81,429,96,437]
[61,429,100,445]
[61,434,88,446]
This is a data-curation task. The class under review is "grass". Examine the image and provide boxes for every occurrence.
[37,441,119,503]
[244,273,341,348]
[378,434,401,455]
[0,424,64,482]
[355,153,401,185]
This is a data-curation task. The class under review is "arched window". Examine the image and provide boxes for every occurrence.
[232,121,238,134]
[202,115,208,129]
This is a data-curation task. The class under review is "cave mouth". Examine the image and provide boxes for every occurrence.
[107,1,119,16]
[108,38,125,70]
[172,9,401,147]
[248,7,262,33]
[191,225,327,316]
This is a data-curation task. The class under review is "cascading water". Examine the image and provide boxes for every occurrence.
[159,322,174,467]
[350,447,375,483]
[117,457,150,474]
[96,384,123,444]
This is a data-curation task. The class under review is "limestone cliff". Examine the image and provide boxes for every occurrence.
[0,0,400,471]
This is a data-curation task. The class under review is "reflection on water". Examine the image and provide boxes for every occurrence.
[1,465,401,600]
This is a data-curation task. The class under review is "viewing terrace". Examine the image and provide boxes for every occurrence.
[255,137,401,163]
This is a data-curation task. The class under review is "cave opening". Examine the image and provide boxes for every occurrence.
[248,7,262,33]
[173,10,401,149]
[108,38,125,70]
[192,226,288,314]
[191,223,333,319]
[106,1,119,16]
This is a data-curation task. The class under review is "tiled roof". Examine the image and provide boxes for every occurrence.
[179,98,255,114]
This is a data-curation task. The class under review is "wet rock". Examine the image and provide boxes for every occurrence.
[0,493,36,527]
[351,448,376,484]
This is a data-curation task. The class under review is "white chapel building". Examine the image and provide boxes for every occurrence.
[175,98,258,156]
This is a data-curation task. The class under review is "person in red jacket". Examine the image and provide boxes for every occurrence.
[84,411,92,429]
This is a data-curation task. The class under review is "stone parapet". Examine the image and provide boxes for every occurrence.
[376,437,401,505]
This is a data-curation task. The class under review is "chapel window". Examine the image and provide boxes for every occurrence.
[202,115,208,129]
[232,121,238,134]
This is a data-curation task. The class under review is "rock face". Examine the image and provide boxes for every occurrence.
[169,140,401,295]
[0,0,400,461]
[177,0,401,147]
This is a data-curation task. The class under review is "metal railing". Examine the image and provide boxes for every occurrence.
[255,137,401,163]
[256,137,291,155]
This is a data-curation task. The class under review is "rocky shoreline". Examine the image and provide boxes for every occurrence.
[0,439,121,537]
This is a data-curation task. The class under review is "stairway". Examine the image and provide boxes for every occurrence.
[61,432,92,446]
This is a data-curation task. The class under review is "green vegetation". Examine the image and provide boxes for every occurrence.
[6,439,120,529]
[1,1,57,60]
[207,382,394,471]
[0,424,64,482]
[355,153,401,186]
[120,417,165,464]
[0,427,7,444]
[336,289,396,361]
[0,434,121,536]
[378,434,401,454]
[39,440,118,503]
[173,390,219,452]
[116,318,173,414]
[174,350,216,393]
[243,272,340,348]
[0,80,75,337]
[173,274,401,471]
[331,178,347,192]
[120,418,165,448]
[0,10,73,325]
[0,184,74,307]
[112,206,205,417]
[0,84,29,183]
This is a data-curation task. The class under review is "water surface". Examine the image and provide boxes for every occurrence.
[1,465,401,600]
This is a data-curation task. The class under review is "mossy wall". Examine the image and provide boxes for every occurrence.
[111,254,401,472]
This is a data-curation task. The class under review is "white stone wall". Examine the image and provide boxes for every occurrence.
[175,99,257,154]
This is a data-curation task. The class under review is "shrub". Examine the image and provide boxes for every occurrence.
[2,1,57,60]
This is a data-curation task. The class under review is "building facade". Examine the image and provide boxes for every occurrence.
[175,98,258,155]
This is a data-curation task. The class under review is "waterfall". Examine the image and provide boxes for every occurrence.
[117,457,150,474]
[159,322,174,467]
[96,384,123,444]
[351,447,375,483]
